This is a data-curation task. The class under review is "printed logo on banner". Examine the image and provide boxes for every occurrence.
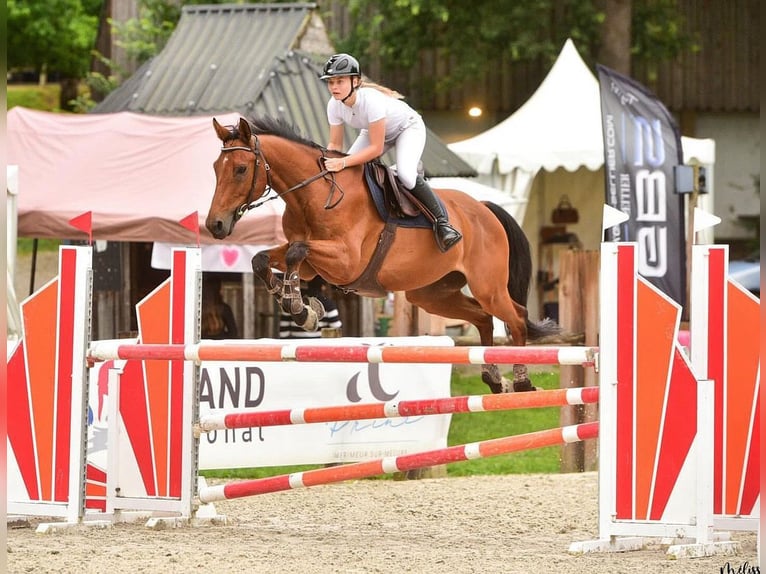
[597,64,686,307]
[346,359,399,402]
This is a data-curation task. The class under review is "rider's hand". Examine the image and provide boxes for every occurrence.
[324,157,347,172]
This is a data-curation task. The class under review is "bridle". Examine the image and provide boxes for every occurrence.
[220,134,344,221]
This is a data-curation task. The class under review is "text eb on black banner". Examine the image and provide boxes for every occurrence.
[597,64,686,307]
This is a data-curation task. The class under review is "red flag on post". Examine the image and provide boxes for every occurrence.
[179,211,200,247]
[68,211,93,244]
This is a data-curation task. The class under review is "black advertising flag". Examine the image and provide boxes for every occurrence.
[596,64,686,307]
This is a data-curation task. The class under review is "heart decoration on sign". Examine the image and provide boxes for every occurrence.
[222,247,240,267]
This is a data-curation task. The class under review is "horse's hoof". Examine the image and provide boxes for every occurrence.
[301,307,319,331]
[307,296,326,321]
[482,372,513,394]
[512,379,538,392]
[485,382,503,394]
[482,372,501,393]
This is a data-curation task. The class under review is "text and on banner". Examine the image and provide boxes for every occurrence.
[87,337,453,470]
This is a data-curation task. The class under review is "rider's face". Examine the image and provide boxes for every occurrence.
[326,76,355,99]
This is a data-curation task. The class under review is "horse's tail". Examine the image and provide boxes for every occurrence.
[482,201,561,341]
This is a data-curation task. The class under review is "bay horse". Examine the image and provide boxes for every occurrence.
[205,116,559,393]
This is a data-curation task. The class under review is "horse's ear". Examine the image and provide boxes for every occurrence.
[238,117,252,141]
[213,118,230,142]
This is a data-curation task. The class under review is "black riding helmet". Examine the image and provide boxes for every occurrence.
[320,53,361,80]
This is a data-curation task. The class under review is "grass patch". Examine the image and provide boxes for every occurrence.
[17,238,62,255]
[200,366,564,481]
[8,84,61,111]
[446,367,561,476]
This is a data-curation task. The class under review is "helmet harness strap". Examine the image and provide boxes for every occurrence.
[341,76,358,103]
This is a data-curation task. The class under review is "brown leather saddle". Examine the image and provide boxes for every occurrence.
[367,161,434,223]
[337,162,436,297]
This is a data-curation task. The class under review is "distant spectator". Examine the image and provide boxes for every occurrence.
[279,276,342,338]
[201,276,239,339]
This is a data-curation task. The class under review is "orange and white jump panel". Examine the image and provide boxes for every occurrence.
[690,244,760,533]
[570,242,739,558]
[7,246,94,526]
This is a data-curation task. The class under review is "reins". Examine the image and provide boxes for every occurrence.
[221,134,345,219]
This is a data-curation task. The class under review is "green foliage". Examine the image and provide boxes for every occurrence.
[201,367,564,480]
[109,0,234,66]
[7,84,62,111]
[69,53,124,113]
[16,238,62,255]
[80,0,233,109]
[7,0,99,78]
[632,0,699,82]
[632,0,699,62]
[336,0,695,89]
[110,0,184,65]
[338,0,603,86]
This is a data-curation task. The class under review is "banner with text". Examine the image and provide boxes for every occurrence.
[87,336,452,471]
[597,64,686,306]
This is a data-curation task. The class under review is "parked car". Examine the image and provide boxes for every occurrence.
[728,251,760,296]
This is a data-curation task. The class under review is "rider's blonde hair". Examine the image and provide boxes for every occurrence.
[359,80,404,100]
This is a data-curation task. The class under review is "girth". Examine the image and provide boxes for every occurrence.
[337,221,397,297]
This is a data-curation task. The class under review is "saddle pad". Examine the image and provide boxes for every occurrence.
[363,164,432,229]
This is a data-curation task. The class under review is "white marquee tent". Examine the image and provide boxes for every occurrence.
[449,38,716,319]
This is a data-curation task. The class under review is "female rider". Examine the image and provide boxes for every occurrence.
[320,53,462,253]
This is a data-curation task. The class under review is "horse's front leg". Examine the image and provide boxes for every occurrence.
[252,247,287,306]
[281,242,325,332]
[252,244,325,332]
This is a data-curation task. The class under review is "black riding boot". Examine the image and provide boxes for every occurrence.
[408,176,462,252]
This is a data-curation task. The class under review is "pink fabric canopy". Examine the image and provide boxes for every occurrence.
[7,107,286,246]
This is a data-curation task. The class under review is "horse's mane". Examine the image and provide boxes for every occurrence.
[246,115,324,151]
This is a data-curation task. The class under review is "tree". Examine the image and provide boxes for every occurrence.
[599,0,631,74]
[79,0,185,108]
[8,0,101,111]
[336,0,695,89]
[79,0,229,109]
[108,0,184,66]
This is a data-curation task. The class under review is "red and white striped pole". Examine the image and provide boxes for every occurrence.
[198,422,599,503]
[89,342,598,366]
[197,387,600,432]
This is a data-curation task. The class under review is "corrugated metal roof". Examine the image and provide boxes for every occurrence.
[93,2,475,177]
[95,3,317,115]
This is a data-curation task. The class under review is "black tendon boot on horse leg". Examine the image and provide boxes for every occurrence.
[409,176,462,252]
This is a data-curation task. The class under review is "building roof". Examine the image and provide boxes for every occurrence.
[95,3,317,116]
[93,3,475,177]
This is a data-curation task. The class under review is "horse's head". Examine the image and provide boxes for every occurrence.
[206,117,267,239]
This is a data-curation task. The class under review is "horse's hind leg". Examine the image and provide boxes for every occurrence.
[466,279,536,392]
[505,299,535,392]
[405,277,513,394]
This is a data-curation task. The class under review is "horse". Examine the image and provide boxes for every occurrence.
[205,116,560,393]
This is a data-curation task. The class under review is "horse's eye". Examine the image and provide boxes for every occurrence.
[235,165,247,175]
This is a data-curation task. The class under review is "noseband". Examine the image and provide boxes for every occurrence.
[220,134,343,219]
